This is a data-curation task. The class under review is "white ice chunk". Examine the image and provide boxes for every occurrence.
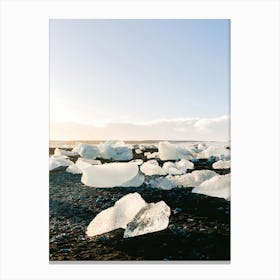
[144,152,159,159]
[162,162,183,175]
[192,174,230,200]
[158,141,193,160]
[99,140,133,161]
[76,158,102,170]
[146,177,177,190]
[81,162,142,187]
[86,193,147,237]
[49,155,74,171]
[54,148,79,157]
[140,161,166,176]
[212,160,231,169]
[135,148,142,154]
[167,170,217,188]
[196,145,230,160]
[76,144,101,159]
[198,143,207,150]
[162,160,194,175]
[72,143,84,153]
[66,164,82,174]
[175,159,194,171]
[124,201,171,238]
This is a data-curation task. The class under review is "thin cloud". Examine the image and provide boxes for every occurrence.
[50,115,230,141]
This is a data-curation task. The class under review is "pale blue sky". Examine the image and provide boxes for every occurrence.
[50,19,230,140]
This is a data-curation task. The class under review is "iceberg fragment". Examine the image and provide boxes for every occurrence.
[192,174,230,200]
[175,159,194,171]
[81,162,142,187]
[49,155,74,171]
[124,201,171,238]
[162,162,183,175]
[140,160,166,176]
[167,170,217,188]
[86,193,147,237]
[135,148,142,154]
[99,140,133,161]
[196,145,230,160]
[162,159,194,175]
[66,164,82,174]
[144,152,159,159]
[79,144,101,159]
[54,148,78,157]
[158,141,193,160]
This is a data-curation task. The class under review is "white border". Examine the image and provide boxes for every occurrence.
[1,1,279,279]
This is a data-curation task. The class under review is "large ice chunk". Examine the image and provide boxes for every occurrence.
[167,170,217,188]
[124,201,171,238]
[144,152,159,159]
[54,148,79,157]
[99,140,133,161]
[162,162,183,175]
[176,159,194,171]
[192,174,230,200]
[212,160,231,169]
[196,145,230,160]
[158,141,193,160]
[140,160,166,176]
[49,155,74,171]
[81,162,142,187]
[79,144,101,159]
[86,193,147,237]
[135,148,142,154]
[162,159,194,175]
[72,143,85,153]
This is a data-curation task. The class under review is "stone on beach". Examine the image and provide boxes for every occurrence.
[124,201,171,238]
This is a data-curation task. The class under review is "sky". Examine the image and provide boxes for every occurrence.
[50,19,230,141]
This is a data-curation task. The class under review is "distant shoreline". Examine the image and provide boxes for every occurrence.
[49,139,230,148]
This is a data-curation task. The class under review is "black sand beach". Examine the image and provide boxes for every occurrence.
[49,146,230,261]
